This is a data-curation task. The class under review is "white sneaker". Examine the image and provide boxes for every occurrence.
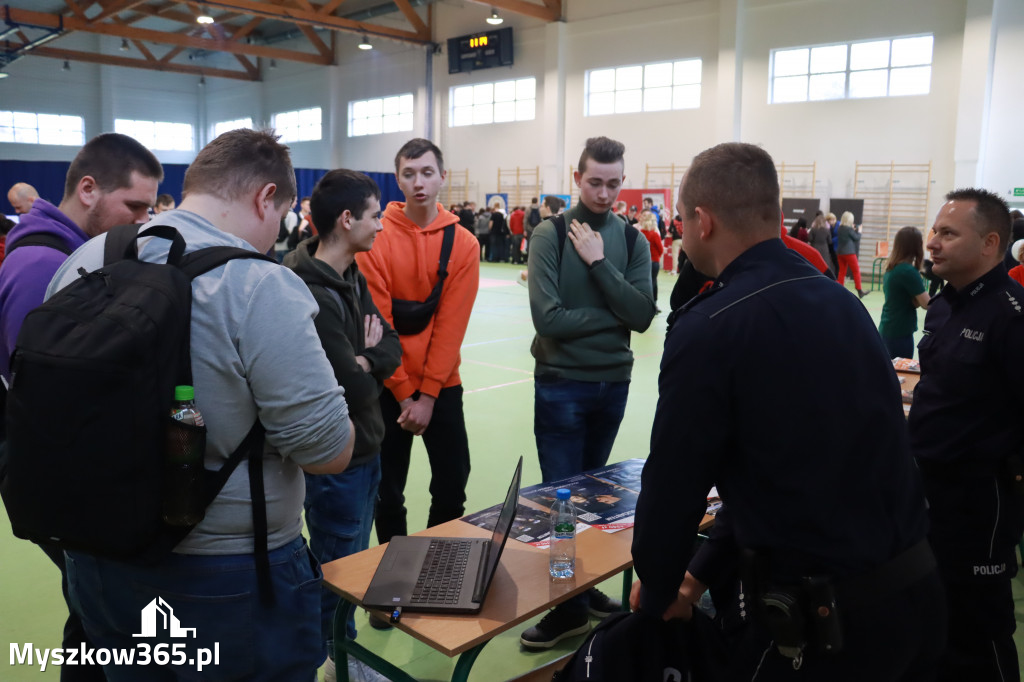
[322,656,392,682]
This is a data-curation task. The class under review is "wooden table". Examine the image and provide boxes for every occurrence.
[897,368,920,418]
[321,505,714,682]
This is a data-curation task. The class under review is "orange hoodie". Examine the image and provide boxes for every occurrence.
[356,202,480,402]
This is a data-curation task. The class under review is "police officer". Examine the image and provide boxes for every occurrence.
[908,188,1024,681]
[630,142,945,680]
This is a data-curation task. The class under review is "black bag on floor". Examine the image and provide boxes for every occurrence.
[554,609,728,682]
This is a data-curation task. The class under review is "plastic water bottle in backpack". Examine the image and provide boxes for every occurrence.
[162,385,207,526]
[549,488,576,580]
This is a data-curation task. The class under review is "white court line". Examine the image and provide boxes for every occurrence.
[461,359,535,376]
[462,334,534,348]
[464,378,534,394]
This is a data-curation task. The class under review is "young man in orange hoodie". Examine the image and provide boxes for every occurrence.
[356,138,480,553]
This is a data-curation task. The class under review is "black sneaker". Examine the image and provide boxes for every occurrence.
[367,612,393,631]
[586,588,622,618]
[520,606,590,650]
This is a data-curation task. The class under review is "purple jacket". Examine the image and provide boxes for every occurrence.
[0,200,88,382]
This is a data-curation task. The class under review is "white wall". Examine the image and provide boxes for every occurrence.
[1,0,1020,220]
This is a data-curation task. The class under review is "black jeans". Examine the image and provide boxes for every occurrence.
[375,385,471,543]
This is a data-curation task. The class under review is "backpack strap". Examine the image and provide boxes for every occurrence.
[177,245,275,278]
[104,223,188,266]
[5,233,73,257]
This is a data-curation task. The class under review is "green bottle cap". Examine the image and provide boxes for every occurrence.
[174,385,195,401]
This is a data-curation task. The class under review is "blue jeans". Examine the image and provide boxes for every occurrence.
[303,457,381,651]
[534,377,630,484]
[534,377,629,617]
[66,536,322,681]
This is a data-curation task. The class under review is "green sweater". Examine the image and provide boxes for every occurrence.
[527,204,656,381]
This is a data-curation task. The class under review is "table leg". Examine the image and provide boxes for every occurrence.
[620,567,633,606]
[450,641,489,682]
[332,599,419,682]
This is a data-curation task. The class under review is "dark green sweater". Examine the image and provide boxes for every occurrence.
[284,238,402,467]
[527,204,656,381]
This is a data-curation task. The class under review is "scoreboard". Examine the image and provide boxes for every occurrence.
[447,27,513,74]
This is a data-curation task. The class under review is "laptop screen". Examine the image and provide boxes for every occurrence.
[482,456,523,584]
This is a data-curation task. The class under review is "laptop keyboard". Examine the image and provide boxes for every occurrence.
[410,539,472,605]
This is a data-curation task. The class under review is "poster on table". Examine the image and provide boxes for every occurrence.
[521,475,639,533]
[462,503,552,545]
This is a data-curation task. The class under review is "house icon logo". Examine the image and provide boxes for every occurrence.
[132,597,197,639]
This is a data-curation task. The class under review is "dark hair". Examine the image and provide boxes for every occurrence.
[0,215,15,235]
[577,136,625,174]
[886,226,924,272]
[301,196,311,204]
[183,129,296,209]
[156,193,174,206]
[1011,218,1024,244]
[63,133,163,201]
[682,142,780,230]
[310,169,381,242]
[542,195,563,214]
[394,138,444,174]
[945,188,1011,250]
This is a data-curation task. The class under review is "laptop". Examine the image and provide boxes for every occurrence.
[362,456,523,615]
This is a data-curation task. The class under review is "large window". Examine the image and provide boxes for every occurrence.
[770,34,933,103]
[0,111,84,145]
[449,78,535,127]
[349,94,414,137]
[585,59,702,116]
[114,119,194,151]
[212,117,253,138]
[273,107,321,142]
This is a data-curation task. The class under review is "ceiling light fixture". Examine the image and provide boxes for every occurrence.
[197,5,214,24]
[486,8,503,25]
[61,60,70,72]
[269,58,277,69]
[0,71,9,80]
[198,75,206,87]
[119,38,130,52]
[358,34,372,50]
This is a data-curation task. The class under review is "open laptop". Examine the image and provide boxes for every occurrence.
[363,456,523,615]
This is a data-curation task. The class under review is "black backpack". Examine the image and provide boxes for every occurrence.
[0,224,276,596]
[554,609,728,682]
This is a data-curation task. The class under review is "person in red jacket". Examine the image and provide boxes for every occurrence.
[509,205,526,264]
[355,139,480,551]
[639,210,665,309]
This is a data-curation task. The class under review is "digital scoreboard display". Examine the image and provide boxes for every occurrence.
[447,27,513,74]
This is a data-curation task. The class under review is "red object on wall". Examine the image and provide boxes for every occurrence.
[662,236,673,271]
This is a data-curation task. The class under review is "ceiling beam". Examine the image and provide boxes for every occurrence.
[465,0,560,23]
[392,0,429,37]
[10,43,258,81]
[272,0,334,60]
[87,0,148,25]
[317,0,347,15]
[183,0,431,43]
[7,7,334,66]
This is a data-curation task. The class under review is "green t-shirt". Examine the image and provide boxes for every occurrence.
[878,262,926,338]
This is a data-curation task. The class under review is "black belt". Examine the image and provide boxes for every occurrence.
[837,539,936,604]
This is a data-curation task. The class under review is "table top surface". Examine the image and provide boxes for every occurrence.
[321,503,713,657]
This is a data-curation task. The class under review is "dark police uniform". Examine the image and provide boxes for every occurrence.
[908,264,1024,681]
[633,239,945,680]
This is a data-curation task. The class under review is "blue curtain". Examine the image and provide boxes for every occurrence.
[3,161,401,215]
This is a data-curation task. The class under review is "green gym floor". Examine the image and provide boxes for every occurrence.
[2,262,1023,681]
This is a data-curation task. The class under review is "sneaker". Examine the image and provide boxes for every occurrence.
[520,606,590,650]
[323,656,393,682]
[586,588,622,619]
[367,612,393,631]
[858,289,870,299]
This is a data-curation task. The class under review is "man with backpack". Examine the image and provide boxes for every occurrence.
[41,129,356,680]
[0,132,162,682]
[522,136,655,649]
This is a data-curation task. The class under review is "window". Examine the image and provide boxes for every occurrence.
[114,119,194,151]
[212,117,253,138]
[770,34,933,103]
[349,94,414,137]
[585,59,701,116]
[449,78,535,127]
[0,111,84,146]
[273,107,321,142]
